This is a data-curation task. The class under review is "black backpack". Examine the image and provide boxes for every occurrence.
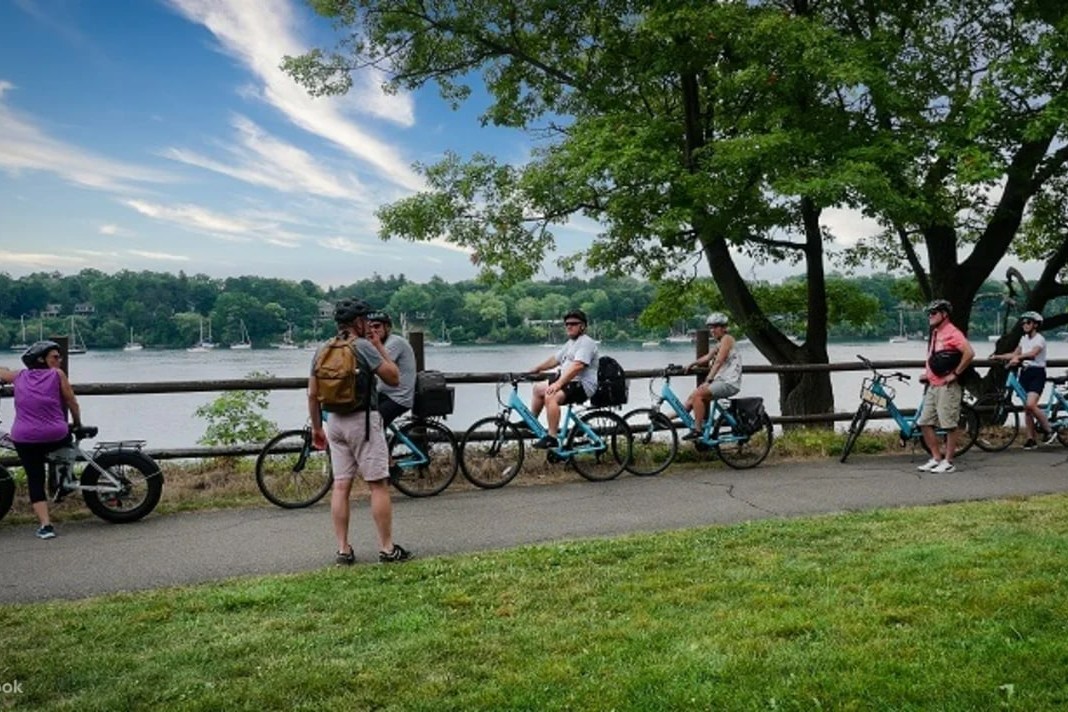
[589,355,628,407]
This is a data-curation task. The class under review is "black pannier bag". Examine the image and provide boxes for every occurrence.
[413,370,455,417]
[589,355,629,407]
[729,397,766,435]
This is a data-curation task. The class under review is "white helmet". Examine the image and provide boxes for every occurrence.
[1020,311,1043,324]
[705,312,729,327]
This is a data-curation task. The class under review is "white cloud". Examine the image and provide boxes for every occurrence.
[0,83,175,193]
[164,0,424,192]
[0,250,90,269]
[163,115,368,202]
[128,250,190,262]
[318,236,375,255]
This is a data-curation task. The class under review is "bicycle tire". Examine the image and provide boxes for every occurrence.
[81,451,164,523]
[459,416,525,489]
[973,395,1019,452]
[714,411,773,469]
[0,466,14,521]
[840,402,874,463]
[389,420,458,498]
[621,408,678,476]
[1047,403,1068,447]
[568,410,631,482]
[919,402,979,456]
[255,429,332,508]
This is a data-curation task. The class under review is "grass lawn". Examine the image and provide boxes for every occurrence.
[3,494,1068,710]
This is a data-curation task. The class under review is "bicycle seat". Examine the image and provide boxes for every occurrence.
[1049,375,1068,385]
[71,425,98,440]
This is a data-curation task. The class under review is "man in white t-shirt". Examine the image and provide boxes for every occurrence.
[528,309,599,449]
[991,310,1057,449]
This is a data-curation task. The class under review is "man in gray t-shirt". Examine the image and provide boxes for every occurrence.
[528,308,599,449]
[368,312,416,427]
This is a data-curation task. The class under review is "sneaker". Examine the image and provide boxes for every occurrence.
[931,460,956,474]
[335,547,355,566]
[379,544,413,564]
[681,429,702,441]
[916,458,940,472]
[35,524,56,540]
[532,435,557,450]
[1023,438,1038,450]
[1040,429,1058,445]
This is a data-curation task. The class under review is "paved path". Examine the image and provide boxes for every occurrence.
[2,448,1067,604]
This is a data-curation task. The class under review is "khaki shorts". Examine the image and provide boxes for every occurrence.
[916,383,962,429]
[325,410,389,482]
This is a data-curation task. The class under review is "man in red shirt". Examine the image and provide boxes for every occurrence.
[917,300,975,474]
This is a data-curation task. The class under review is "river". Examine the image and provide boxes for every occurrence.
[4,338,1066,448]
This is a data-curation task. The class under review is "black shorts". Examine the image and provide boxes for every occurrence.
[378,395,409,428]
[559,381,588,405]
[1019,366,1046,396]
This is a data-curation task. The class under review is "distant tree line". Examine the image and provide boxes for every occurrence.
[0,269,1062,351]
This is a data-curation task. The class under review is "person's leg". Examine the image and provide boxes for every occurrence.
[367,479,393,552]
[692,385,712,433]
[531,382,547,418]
[331,477,355,554]
[920,425,943,461]
[13,443,50,528]
[325,416,359,556]
[938,385,962,464]
[546,391,568,439]
[1026,392,1053,437]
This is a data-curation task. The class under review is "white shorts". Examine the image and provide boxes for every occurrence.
[325,410,389,482]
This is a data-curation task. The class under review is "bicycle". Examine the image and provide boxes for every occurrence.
[621,364,774,474]
[255,415,459,507]
[972,365,1068,452]
[458,374,632,488]
[840,355,979,463]
[0,425,164,523]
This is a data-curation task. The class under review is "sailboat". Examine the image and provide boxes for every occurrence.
[10,315,28,351]
[187,317,216,352]
[230,320,252,350]
[272,323,299,350]
[123,327,144,352]
[888,310,909,343]
[427,321,452,347]
[68,316,87,355]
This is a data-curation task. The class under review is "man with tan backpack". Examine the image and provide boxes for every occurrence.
[308,298,413,565]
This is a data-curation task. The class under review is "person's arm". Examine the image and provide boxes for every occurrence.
[948,340,976,384]
[363,330,399,386]
[0,367,15,384]
[307,374,326,450]
[530,355,558,373]
[57,371,81,427]
[686,346,720,373]
[991,344,1023,362]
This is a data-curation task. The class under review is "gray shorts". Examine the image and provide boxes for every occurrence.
[325,410,389,482]
[916,384,962,429]
[703,380,741,399]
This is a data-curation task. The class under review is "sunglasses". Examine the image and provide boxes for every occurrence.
[564,321,583,327]
[1022,319,1036,324]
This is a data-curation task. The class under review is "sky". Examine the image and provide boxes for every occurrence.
[0,0,1037,291]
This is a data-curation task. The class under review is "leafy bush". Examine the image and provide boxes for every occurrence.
[195,371,278,446]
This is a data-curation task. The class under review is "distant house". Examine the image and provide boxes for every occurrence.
[41,304,62,317]
[317,301,334,318]
[74,303,95,315]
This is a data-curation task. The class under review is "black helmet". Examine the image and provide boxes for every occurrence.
[926,299,952,316]
[22,340,61,368]
[563,309,588,325]
[333,298,372,324]
[367,311,392,325]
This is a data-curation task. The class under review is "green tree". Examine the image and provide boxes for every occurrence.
[194,372,278,446]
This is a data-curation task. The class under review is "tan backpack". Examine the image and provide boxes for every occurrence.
[313,334,365,413]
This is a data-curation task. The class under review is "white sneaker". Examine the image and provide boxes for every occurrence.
[917,458,940,472]
[931,460,956,474]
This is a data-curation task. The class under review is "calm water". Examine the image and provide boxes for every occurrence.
[5,338,1067,448]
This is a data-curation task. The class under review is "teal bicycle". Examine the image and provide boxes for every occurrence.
[621,364,774,475]
[972,365,1068,452]
[459,374,632,488]
[840,355,979,462]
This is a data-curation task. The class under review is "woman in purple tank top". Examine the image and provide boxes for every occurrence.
[0,340,82,540]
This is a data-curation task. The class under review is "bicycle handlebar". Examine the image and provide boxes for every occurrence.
[856,354,910,382]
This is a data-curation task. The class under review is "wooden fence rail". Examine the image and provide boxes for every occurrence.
[1,358,1065,465]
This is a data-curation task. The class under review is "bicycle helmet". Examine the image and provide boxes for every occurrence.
[926,299,953,315]
[22,340,61,369]
[706,312,729,327]
[333,298,372,324]
[563,309,588,325]
[367,311,392,325]
[1019,310,1043,324]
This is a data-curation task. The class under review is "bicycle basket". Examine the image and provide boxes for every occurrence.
[860,377,891,408]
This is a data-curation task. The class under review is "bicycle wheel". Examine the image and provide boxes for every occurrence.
[621,408,678,476]
[460,416,525,489]
[569,410,631,482]
[389,420,458,498]
[255,429,332,508]
[973,396,1019,452]
[1047,403,1068,447]
[956,403,979,455]
[0,466,14,521]
[81,451,164,523]
[840,402,873,463]
[714,411,773,469]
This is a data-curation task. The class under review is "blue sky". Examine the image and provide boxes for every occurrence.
[0,0,611,287]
